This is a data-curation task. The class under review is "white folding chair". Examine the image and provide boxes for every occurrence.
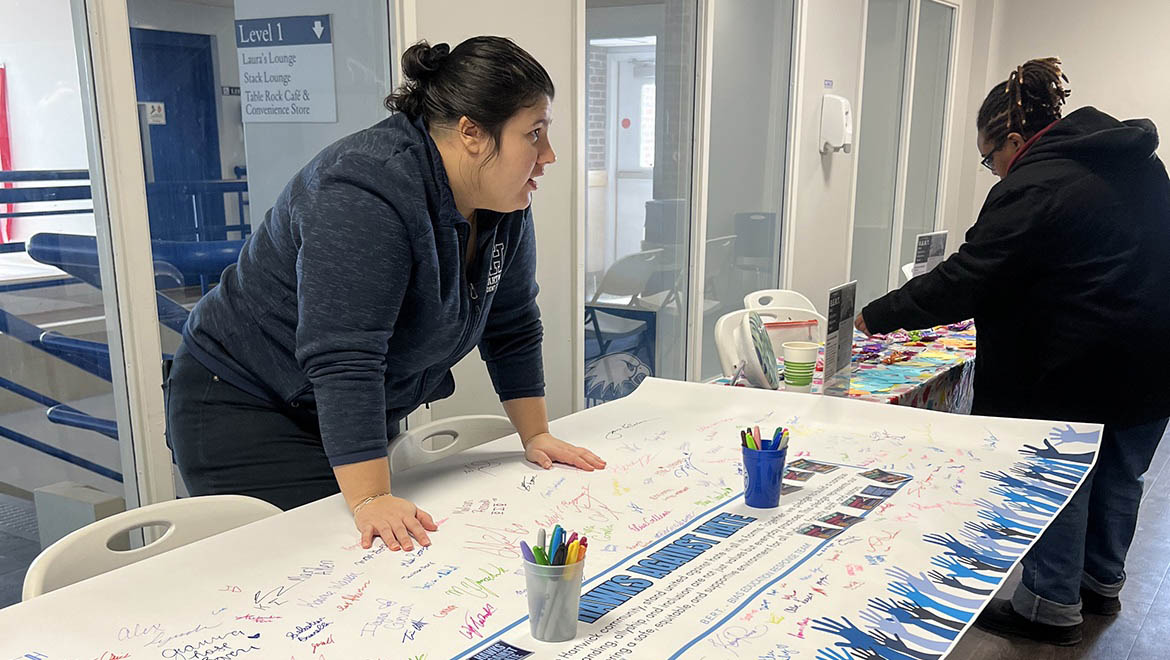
[585,249,666,356]
[22,494,280,600]
[743,289,817,312]
[388,415,516,474]
[715,306,828,377]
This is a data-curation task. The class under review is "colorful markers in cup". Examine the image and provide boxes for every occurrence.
[520,524,588,566]
[740,425,790,451]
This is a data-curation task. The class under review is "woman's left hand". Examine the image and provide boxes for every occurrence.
[524,432,607,471]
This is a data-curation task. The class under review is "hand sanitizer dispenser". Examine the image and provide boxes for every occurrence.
[819,94,853,154]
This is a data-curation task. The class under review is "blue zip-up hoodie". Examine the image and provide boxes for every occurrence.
[183,112,544,467]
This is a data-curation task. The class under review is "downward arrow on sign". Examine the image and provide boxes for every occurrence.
[312,20,324,39]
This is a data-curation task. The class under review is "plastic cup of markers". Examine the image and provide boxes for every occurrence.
[742,446,788,508]
[523,558,586,642]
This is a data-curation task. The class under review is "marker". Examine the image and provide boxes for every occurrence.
[753,426,762,449]
[567,540,579,564]
[579,538,588,561]
[520,540,535,563]
[566,532,578,547]
[550,525,563,559]
[740,429,748,448]
[746,430,758,450]
[533,546,550,566]
[552,544,567,566]
[537,528,546,556]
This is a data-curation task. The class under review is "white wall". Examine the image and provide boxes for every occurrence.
[235,0,394,218]
[787,0,866,315]
[410,0,581,422]
[0,0,93,240]
[989,0,1170,161]
[950,0,1170,240]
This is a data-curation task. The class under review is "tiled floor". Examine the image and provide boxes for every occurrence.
[1,431,1168,658]
[0,529,37,608]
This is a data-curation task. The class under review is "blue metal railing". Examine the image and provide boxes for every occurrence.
[0,376,121,480]
[1,169,249,481]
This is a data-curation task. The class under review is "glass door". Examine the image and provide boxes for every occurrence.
[583,0,698,406]
[850,0,957,308]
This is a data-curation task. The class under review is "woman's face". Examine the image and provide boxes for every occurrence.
[977,129,1024,179]
[476,96,556,213]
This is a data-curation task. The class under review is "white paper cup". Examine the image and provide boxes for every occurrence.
[782,341,820,363]
[782,341,818,386]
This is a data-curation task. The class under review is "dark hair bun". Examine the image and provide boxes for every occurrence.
[401,41,450,83]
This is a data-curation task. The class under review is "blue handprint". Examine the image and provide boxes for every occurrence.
[1020,438,1094,464]
[960,529,1024,555]
[868,629,943,660]
[927,569,992,596]
[989,486,1058,513]
[888,581,974,622]
[964,521,1030,544]
[858,609,951,653]
[867,598,960,640]
[929,556,999,584]
[887,567,983,609]
[923,533,1014,566]
[811,617,917,660]
[1029,457,1088,480]
[975,500,1044,532]
[817,648,856,660]
[1034,456,1089,474]
[1048,423,1100,446]
[1011,465,1077,491]
[981,471,1067,503]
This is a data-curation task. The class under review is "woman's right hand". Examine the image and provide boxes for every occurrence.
[353,494,438,551]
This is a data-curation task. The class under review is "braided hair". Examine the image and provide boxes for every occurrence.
[977,57,1071,144]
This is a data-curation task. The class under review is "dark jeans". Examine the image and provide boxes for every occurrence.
[165,344,394,511]
[1012,416,1170,626]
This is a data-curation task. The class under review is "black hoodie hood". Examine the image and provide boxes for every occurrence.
[1016,106,1160,171]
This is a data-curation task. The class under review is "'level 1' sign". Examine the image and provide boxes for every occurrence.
[234,14,336,123]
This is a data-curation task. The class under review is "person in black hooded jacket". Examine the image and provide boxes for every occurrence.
[856,58,1170,645]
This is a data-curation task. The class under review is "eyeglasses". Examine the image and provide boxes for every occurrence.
[980,138,1006,172]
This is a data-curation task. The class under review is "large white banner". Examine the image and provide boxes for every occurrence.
[0,379,1099,659]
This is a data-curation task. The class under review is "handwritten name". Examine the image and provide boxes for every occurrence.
[459,604,497,639]
[336,580,371,612]
[285,617,331,642]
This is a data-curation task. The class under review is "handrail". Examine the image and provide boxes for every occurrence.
[0,169,89,182]
[46,406,119,440]
[0,424,122,482]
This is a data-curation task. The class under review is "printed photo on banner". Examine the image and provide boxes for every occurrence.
[844,494,884,510]
[861,485,899,498]
[818,511,866,527]
[784,469,815,482]
[859,468,911,484]
[780,483,805,496]
[797,524,844,540]
[788,459,840,474]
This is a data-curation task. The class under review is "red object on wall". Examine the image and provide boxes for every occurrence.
[621,117,631,129]
[0,65,13,243]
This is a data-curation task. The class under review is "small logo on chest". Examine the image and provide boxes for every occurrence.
[485,242,505,293]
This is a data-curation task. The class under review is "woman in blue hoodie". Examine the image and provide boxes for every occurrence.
[857,58,1170,645]
[167,37,605,552]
